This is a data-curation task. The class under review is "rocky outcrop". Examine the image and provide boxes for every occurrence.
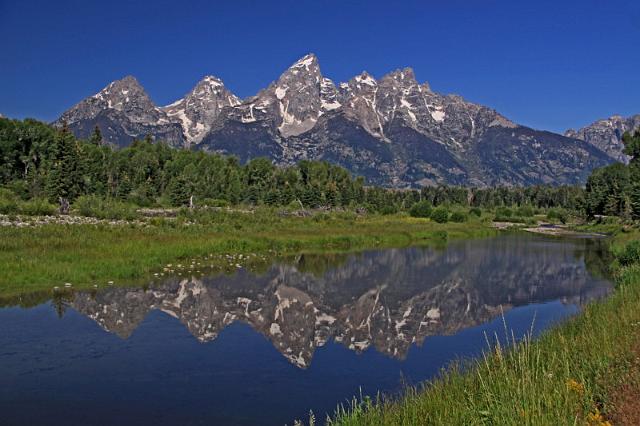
[566,114,640,163]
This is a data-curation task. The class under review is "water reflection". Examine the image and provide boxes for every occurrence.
[60,235,610,368]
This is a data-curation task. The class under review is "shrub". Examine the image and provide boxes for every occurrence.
[618,240,640,266]
[74,195,138,220]
[409,201,432,218]
[515,206,534,217]
[127,190,154,207]
[430,207,449,223]
[19,198,57,216]
[547,209,568,224]
[450,211,468,223]
[0,199,18,214]
[379,205,399,215]
[0,188,19,214]
[496,207,513,217]
[469,207,482,217]
[201,198,229,208]
[493,215,528,223]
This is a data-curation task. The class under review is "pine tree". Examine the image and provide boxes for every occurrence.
[264,189,280,206]
[629,164,640,219]
[45,124,82,202]
[623,130,640,162]
[89,125,103,145]
[225,170,242,204]
[301,186,321,208]
[168,174,192,206]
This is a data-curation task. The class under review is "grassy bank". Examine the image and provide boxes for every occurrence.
[327,227,640,425]
[0,209,495,300]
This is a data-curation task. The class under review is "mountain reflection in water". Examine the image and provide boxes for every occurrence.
[62,234,612,369]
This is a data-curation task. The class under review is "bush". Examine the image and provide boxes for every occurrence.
[127,190,154,207]
[201,198,229,208]
[74,195,139,220]
[409,201,432,218]
[547,209,568,224]
[495,207,513,217]
[515,206,534,217]
[0,199,18,214]
[450,211,468,223]
[379,205,398,215]
[19,198,57,216]
[430,207,449,223]
[492,215,537,225]
[0,188,19,214]
[469,207,482,217]
[618,240,640,266]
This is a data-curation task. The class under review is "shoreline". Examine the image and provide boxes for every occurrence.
[328,225,640,425]
[0,212,497,300]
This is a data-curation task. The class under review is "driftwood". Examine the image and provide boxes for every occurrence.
[58,197,70,215]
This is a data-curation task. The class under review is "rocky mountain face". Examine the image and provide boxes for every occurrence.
[69,237,610,369]
[566,114,640,163]
[56,76,185,148]
[57,55,616,187]
[161,76,241,147]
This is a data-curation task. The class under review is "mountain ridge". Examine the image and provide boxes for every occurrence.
[55,54,616,188]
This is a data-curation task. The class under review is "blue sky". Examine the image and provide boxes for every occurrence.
[1,0,639,133]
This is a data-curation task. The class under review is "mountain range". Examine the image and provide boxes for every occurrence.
[56,54,629,188]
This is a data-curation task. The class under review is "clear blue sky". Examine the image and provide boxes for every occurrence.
[1,0,639,132]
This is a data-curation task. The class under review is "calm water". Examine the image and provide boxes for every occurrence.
[0,234,612,425]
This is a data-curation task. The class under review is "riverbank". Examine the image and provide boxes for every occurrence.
[0,210,496,301]
[327,226,640,425]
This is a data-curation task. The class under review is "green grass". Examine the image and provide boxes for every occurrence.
[326,229,640,426]
[0,209,495,300]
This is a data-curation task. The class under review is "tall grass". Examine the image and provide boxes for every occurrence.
[327,232,640,425]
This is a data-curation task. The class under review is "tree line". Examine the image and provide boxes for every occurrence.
[0,117,611,214]
[584,130,640,220]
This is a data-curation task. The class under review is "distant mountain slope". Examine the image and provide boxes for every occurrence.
[566,114,640,163]
[56,54,615,187]
[56,76,184,148]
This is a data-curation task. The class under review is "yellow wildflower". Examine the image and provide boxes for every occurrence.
[566,378,584,394]
[586,408,612,426]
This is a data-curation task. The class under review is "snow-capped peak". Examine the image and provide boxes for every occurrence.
[161,76,240,145]
[290,53,319,71]
[202,75,224,87]
[354,71,377,87]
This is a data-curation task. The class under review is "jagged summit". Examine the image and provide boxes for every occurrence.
[288,53,319,71]
[55,75,184,147]
[385,67,417,81]
[57,54,616,187]
[565,113,640,163]
[161,75,240,145]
